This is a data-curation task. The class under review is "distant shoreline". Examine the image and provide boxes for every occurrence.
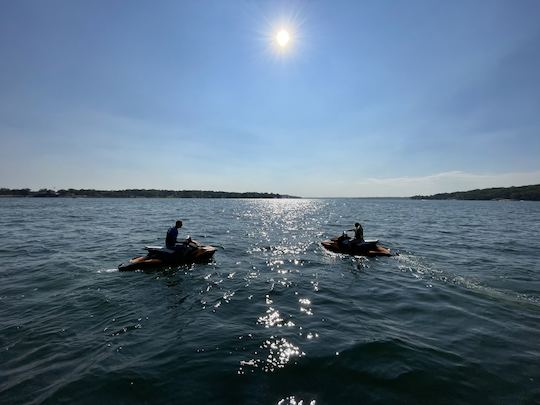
[411,184,540,201]
[0,188,300,199]
[3,185,539,200]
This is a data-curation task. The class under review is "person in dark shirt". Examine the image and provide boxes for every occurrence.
[166,220,183,249]
[348,222,364,242]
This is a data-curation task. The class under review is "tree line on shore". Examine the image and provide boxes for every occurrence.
[411,184,540,201]
[0,188,299,199]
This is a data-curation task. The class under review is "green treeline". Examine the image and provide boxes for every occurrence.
[411,184,540,201]
[0,188,299,199]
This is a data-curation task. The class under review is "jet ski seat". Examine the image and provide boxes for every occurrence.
[145,246,176,254]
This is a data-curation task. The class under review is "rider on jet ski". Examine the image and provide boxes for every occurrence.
[348,222,364,242]
[166,220,192,250]
[338,222,364,246]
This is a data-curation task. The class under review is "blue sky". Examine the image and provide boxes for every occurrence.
[1,0,539,197]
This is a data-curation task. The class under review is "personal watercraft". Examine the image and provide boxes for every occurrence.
[118,239,217,271]
[321,236,393,257]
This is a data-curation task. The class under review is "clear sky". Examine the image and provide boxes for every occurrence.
[1,0,539,197]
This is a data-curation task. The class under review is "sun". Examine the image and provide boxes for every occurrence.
[261,15,302,58]
[276,29,290,48]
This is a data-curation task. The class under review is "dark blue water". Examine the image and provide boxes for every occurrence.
[1,198,539,404]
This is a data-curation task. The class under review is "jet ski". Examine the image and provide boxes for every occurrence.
[118,239,217,271]
[321,235,393,257]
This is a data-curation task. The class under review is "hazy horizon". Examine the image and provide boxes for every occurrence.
[1,1,539,197]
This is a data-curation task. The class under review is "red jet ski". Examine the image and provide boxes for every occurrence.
[118,239,217,271]
[321,235,393,257]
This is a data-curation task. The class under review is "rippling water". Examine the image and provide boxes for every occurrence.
[1,198,539,404]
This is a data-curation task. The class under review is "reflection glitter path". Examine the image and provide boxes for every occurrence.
[277,397,316,405]
[228,200,326,375]
[184,200,328,378]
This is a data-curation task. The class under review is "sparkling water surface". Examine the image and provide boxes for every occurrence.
[1,198,539,404]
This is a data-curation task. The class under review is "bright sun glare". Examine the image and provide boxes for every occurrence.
[276,29,290,47]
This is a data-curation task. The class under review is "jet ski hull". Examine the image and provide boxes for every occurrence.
[321,238,393,257]
[118,240,217,271]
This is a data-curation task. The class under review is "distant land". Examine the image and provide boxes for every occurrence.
[411,184,540,201]
[0,188,299,199]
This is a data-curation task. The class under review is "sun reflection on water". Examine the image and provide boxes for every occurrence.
[277,397,316,405]
[198,199,326,376]
[238,337,305,374]
[239,199,324,374]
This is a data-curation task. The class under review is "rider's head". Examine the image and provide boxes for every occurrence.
[354,222,360,227]
[176,220,183,228]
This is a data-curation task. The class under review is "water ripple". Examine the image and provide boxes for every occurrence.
[1,198,539,403]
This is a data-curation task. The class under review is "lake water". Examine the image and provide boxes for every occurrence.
[1,198,539,404]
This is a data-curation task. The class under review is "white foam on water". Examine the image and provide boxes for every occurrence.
[397,253,540,308]
[97,268,119,273]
